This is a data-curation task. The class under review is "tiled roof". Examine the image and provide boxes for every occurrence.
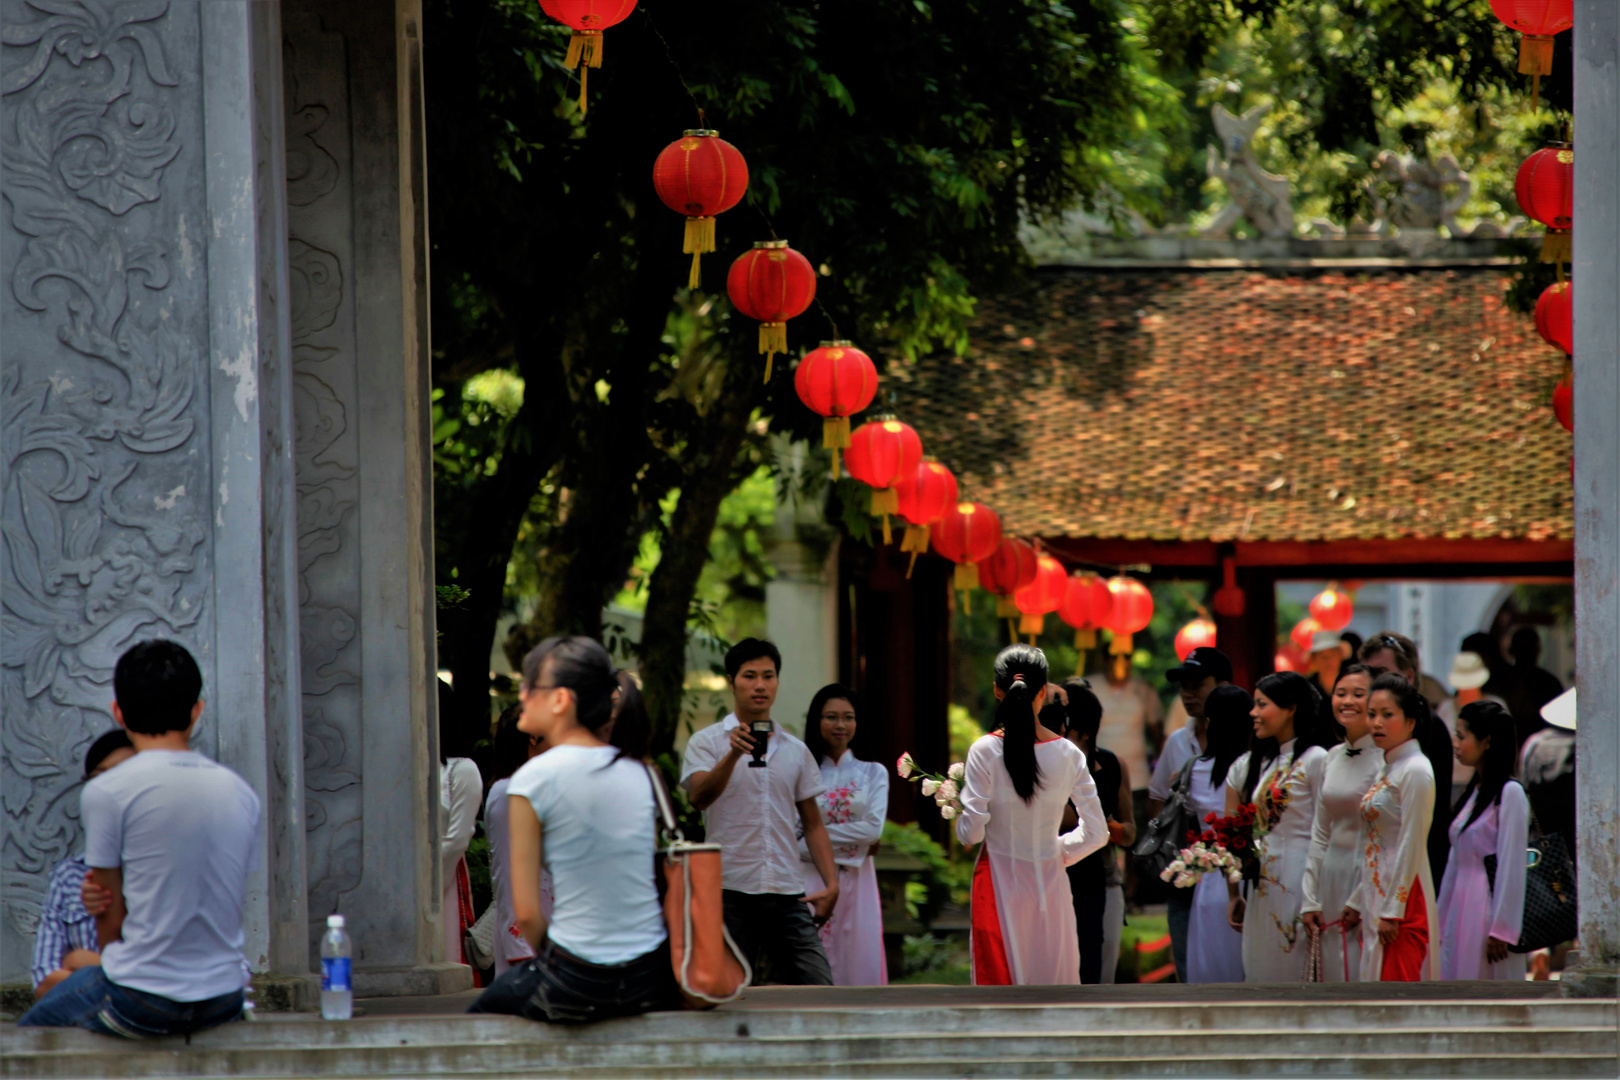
[889,266,1573,544]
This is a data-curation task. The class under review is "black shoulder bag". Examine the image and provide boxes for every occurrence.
[1132,758,1198,881]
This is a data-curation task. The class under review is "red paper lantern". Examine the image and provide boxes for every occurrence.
[1059,572,1114,652]
[1013,555,1068,639]
[979,537,1037,607]
[652,130,749,289]
[1516,147,1573,262]
[1290,616,1321,653]
[933,502,1002,603]
[1104,576,1153,656]
[794,341,878,477]
[1489,0,1572,83]
[846,419,923,545]
[894,460,959,576]
[538,0,637,114]
[1553,376,1573,432]
[727,241,817,382]
[1308,586,1354,634]
[1210,555,1245,618]
[1274,650,1297,674]
[1174,618,1218,661]
[1535,281,1572,354]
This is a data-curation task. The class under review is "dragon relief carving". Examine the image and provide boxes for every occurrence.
[1,0,206,938]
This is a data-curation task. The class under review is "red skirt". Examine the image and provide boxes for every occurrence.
[1380,882,1429,982]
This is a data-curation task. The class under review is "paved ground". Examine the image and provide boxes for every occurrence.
[349,979,1565,1018]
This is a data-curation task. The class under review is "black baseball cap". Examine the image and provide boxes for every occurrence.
[1167,647,1233,685]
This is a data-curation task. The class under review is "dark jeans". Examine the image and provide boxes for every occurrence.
[721,890,833,986]
[16,965,244,1038]
[468,938,679,1025]
[1165,886,1193,983]
[1069,862,1107,984]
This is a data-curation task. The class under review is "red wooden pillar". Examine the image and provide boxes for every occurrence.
[1213,559,1276,692]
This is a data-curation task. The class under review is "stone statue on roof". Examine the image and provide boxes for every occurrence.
[1367,150,1471,237]
[1202,104,1294,240]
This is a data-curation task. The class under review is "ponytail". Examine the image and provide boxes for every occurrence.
[993,643,1048,803]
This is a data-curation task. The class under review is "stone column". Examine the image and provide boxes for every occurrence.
[0,0,309,989]
[765,439,840,737]
[281,0,455,996]
[1570,0,1620,996]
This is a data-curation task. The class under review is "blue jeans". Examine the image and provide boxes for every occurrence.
[16,965,244,1038]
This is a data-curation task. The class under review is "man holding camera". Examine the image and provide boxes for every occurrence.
[681,639,839,985]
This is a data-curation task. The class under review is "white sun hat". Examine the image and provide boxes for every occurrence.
[1541,686,1576,731]
[1449,651,1490,691]
[1309,630,1341,654]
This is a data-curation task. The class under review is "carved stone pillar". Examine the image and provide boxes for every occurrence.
[0,0,309,986]
[282,0,453,995]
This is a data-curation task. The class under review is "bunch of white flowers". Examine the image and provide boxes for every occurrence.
[896,755,967,820]
[1159,840,1243,889]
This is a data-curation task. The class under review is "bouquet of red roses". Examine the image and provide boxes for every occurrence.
[1161,802,1260,888]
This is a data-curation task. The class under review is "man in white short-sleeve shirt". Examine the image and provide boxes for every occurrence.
[681,638,839,985]
[19,640,260,1038]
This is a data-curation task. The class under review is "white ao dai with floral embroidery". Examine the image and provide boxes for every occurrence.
[1351,738,1438,981]
[1226,739,1329,982]
[799,752,889,985]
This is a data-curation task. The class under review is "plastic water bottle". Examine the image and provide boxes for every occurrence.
[320,914,353,1020]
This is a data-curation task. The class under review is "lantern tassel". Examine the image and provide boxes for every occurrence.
[1019,613,1044,637]
[1540,230,1571,265]
[954,562,979,593]
[995,596,1019,619]
[879,513,893,546]
[684,217,716,289]
[759,323,786,383]
[1109,631,1134,656]
[1008,619,1019,644]
[1519,34,1554,77]
[565,31,603,115]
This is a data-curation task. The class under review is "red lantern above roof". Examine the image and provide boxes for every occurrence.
[727,241,817,383]
[846,419,923,545]
[653,130,749,289]
[894,460,959,576]
[538,0,638,114]
[1014,555,1068,639]
[1489,0,1572,91]
[933,502,1002,605]
[1516,147,1573,263]
[1104,576,1153,657]
[1174,617,1218,661]
[1308,586,1354,633]
[1535,281,1572,354]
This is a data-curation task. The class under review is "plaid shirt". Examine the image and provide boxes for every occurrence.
[31,854,97,988]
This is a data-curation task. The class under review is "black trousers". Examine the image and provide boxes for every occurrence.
[1069,862,1108,984]
[721,889,834,986]
[468,938,679,1024]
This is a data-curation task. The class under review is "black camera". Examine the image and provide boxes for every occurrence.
[748,719,772,767]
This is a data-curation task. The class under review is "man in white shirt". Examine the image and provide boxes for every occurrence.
[680,639,839,985]
[1145,646,1231,982]
[18,640,260,1037]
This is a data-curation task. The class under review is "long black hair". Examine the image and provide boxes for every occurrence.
[993,643,1048,803]
[520,635,619,737]
[609,671,650,762]
[1242,671,1328,802]
[1202,685,1254,789]
[803,683,864,764]
[1452,700,1520,833]
[1369,673,1453,882]
[487,704,530,787]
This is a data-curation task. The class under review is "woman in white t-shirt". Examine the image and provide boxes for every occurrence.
[468,636,677,1023]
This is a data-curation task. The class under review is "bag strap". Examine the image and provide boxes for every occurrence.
[644,761,685,845]
[1173,757,1196,796]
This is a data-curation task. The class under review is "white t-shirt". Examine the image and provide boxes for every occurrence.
[506,745,665,965]
[680,715,825,895]
[82,750,261,1001]
[1090,677,1163,793]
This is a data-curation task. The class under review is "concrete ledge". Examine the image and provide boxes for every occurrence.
[351,963,473,998]
[249,974,321,1013]
[1561,966,1620,998]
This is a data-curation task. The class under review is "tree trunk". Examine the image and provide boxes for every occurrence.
[642,343,763,759]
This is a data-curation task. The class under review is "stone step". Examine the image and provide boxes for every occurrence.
[5,1000,1616,1079]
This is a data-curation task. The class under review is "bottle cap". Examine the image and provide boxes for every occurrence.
[327,914,345,928]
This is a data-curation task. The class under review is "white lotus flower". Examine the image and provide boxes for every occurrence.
[939,805,958,820]
[920,778,941,797]
[948,762,965,781]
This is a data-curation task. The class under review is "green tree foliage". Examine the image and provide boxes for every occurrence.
[425,0,1178,749]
